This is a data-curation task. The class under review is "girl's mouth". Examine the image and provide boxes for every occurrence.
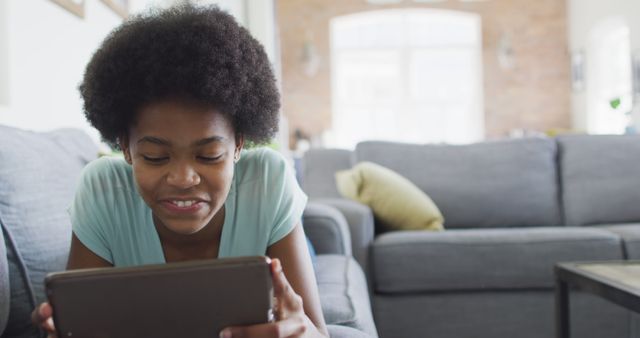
[161,200,205,214]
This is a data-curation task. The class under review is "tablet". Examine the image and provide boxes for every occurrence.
[45,256,273,338]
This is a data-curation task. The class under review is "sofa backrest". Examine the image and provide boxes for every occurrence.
[558,134,640,226]
[354,138,563,228]
[301,148,353,199]
[0,125,98,337]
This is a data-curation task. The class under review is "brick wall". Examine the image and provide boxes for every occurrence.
[277,0,571,147]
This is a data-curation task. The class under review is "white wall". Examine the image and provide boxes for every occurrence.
[0,0,281,148]
[0,0,9,106]
[568,0,640,132]
[569,0,640,51]
[0,0,153,146]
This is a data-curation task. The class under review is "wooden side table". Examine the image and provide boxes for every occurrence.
[555,261,640,338]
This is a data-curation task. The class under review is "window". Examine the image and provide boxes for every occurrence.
[586,18,632,134]
[328,9,483,148]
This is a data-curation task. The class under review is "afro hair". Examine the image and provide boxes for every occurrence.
[79,3,280,148]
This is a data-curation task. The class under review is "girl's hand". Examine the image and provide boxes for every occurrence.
[219,258,326,338]
[31,302,57,338]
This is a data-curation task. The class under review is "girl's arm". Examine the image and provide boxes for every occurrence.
[267,223,328,337]
[66,233,114,269]
[220,223,329,338]
[32,234,113,337]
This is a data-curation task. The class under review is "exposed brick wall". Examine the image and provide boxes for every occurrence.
[276,0,571,147]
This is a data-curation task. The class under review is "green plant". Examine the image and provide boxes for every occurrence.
[610,96,636,134]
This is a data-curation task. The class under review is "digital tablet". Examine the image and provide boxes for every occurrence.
[45,256,273,338]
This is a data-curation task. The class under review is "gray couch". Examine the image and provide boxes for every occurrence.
[0,124,378,338]
[302,135,640,338]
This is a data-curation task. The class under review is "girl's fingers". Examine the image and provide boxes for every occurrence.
[31,302,56,335]
[31,303,49,324]
[220,316,306,338]
[270,259,304,313]
[31,303,52,326]
[270,258,289,296]
[44,317,56,332]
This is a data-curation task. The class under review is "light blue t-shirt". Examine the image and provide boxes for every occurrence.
[69,148,308,267]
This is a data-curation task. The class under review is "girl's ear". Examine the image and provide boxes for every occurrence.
[119,135,132,165]
[234,134,245,163]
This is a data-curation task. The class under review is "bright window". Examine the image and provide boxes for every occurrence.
[586,18,632,134]
[328,9,484,148]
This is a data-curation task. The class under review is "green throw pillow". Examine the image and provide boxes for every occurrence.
[335,162,444,231]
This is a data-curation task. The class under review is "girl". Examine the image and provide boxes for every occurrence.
[32,4,327,338]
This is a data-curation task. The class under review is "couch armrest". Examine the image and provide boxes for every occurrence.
[311,198,375,275]
[317,255,378,338]
[0,218,8,336]
[303,202,352,256]
[327,325,375,338]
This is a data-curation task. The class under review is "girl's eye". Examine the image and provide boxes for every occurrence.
[198,155,223,162]
[143,156,168,163]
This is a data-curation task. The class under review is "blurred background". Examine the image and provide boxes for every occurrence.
[0,0,639,153]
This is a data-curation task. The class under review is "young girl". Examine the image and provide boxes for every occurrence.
[32,4,328,338]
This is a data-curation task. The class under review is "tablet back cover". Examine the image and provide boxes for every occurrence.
[46,256,273,338]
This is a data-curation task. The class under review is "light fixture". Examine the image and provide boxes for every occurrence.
[497,32,515,70]
[301,32,321,77]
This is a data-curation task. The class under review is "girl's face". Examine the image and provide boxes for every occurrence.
[121,99,243,235]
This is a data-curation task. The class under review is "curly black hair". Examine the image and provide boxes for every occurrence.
[79,3,280,148]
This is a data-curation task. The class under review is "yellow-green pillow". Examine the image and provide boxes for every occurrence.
[335,162,444,231]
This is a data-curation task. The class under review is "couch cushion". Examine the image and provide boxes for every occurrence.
[315,255,377,337]
[355,138,562,228]
[372,227,623,293]
[597,223,640,259]
[558,135,640,226]
[0,125,98,337]
[373,291,628,338]
[302,149,353,199]
[3,231,40,337]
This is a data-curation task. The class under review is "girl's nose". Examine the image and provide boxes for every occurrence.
[166,163,201,188]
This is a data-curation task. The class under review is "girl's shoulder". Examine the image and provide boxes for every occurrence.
[240,147,286,165]
[83,155,129,174]
[79,156,135,192]
[236,147,289,178]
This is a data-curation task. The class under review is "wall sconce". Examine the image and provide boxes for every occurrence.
[301,33,320,77]
[497,32,515,70]
[633,51,640,97]
[571,50,585,92]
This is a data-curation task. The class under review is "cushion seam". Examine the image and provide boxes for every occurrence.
[343,258,358,326]
[374,238,620,248]
[0,217,38,327]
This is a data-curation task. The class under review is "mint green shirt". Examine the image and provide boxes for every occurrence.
[69,148,307,267]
